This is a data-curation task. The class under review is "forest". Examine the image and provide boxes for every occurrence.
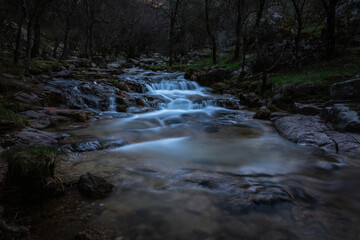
[0,0,360,240]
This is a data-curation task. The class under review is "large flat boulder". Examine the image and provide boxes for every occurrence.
[271,114,360,158]
[0,127,63,148]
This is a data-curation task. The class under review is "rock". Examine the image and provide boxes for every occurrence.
[19,108,89,129]
[55,70,72,78]
[190,68,231,87]
[238,92,262,108]
[272,114,336,153]
[293,82,316,97]
[254,106,271,120]
[68,65,76,71]
[293,102,321,116]
[272,114,360,158]
[326,104,360,133]
[14,92,41,104]
[78,172,114,199]
[129,58,140,66]
[65,141,102,152]
[0,127,62,148]
[91,56,106,68]
[330,79,360,99]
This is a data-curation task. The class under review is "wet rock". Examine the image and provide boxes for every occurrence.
[14,92,41,104]
[293,102,321,116]
[63,138,127,153]
[238,92,262,108]
[188,68,231,87]
[272,114,336,153]
[78,172,114,199]
[254,106,271,120]
[326,104,360,133]
[330,79,360,99]
[20,108,90,129]
[272,114,360,158]
[64,141,102,152]
[0,127,62,148]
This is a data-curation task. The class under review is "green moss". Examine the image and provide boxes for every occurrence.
[28,59,62,75]
[2,147,61,180]
[108,78,117,83]
[0,107,28,130]
[268,50,360,87]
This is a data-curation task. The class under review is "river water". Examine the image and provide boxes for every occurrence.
[30,69,360,239]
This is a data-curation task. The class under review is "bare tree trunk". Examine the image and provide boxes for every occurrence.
[169,0,180,67]
[85,0,94,58]
[254,0,266,55]
[205,0,217,64]
[62,0,77,59]
[14,0,26,64]
[31,14,41,58]
[321,0,338,60]
[24,17,34,73]
[53,40,59,58]
[241,35,247,70]
[233,0,243,60]
[291,0,306,58]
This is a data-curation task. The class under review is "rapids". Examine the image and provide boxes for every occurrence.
[29,69,360,240]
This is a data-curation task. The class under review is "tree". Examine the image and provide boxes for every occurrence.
[321,0,339,59]
[291,0,307,57]
[204,0,217,64]
[61,0,78,59]
[13,0,26,64]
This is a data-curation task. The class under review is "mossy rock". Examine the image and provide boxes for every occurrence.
[2,147,64,197]
[2,147,61,180]
[0,107,28,132]
[28,60,62,75]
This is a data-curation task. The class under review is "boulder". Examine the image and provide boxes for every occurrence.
[254,106,271,120]
[293,102,321,116]
[326,104,360,133]
[238,92,262,108]
[0,127,62,148]
[293,82,317,97]
[271,113,360,158]
[272,115,335,153]
[330,79,360,99]
[78,172,114,199]
[192,68,231,87]
[14,92,41,104]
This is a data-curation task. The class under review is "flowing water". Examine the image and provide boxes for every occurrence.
[30,69,360,240]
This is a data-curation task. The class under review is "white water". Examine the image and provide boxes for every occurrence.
[108,96,117,112]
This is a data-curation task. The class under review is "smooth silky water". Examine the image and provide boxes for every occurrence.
[30,69,360,240]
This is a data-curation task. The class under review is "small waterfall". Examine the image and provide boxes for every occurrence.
[108,97,117,112]
[145,81,200,92]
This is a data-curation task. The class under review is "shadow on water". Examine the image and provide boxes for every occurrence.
[30,69,360,240]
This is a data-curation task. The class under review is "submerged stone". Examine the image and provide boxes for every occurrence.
[78,172,114,199]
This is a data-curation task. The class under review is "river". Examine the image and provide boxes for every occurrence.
[29,69,360,240]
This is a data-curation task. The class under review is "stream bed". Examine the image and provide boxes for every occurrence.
[29,69,360,240]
